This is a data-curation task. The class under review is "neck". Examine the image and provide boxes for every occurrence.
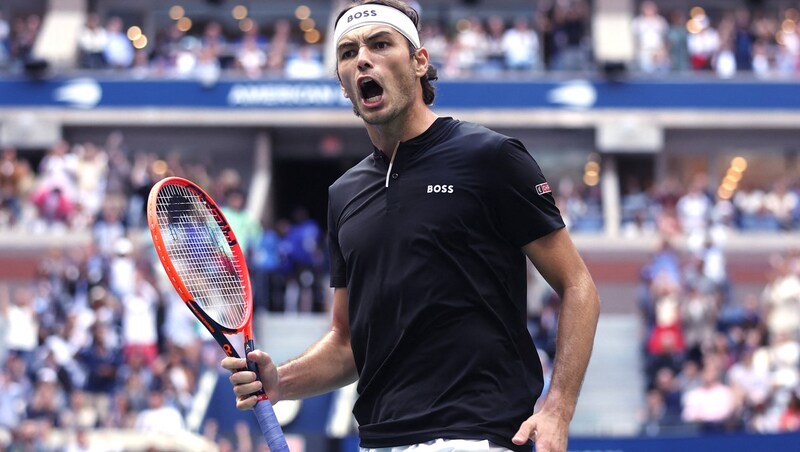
[366,105,438,159]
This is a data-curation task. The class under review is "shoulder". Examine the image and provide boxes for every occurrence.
[328,154,383,215]
[443,119,521,158]
[329,155,376,193]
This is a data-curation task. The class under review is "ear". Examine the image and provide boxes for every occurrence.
[337,73,350,99]
[412,47,430,78]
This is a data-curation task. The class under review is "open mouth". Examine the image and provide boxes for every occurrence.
[359,77,384,106]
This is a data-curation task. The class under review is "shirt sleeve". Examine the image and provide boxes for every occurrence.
[327,186,347,288]
[489,138,565,248]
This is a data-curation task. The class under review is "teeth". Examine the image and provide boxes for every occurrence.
[366,95,381,103]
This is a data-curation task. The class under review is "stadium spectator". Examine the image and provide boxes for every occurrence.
[120,266,160,366]
[681,362,737,432]
[732,9,755,72]
[502,16,540,72]
[0,286,39,364]
[763,178,798,230]
[761,253,800,339]
[779,391,800,432]
[687,12,720,71]
[729,347,772,417]
[266,18,293,74]
[26,368,64,427]
[220,188,262,255]
[74,142,108,228]
[285,206,325,313]
[201,21,229,68]
[631,1,669,74]
[134,388,186,434]
[251,221,287,312]
[76,323,121,419]
[103,16,135,69]
[666,9,691,72]
[92,203,127,257]
[0,146,29,228]
[60,390,99,430]
[78,13,108,69]
[0,364,25,433]
[10,14,40,66]
[483,15,507,74]
[453,16,488,74]
[235,27,267,78]
[284,45,325,79]
[418,20,449,73]
[549,0,591,71]
[676,173,712,236]
[0,12,10,68]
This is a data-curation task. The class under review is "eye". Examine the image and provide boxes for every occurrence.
[375,41,389,50]
[340,49,355,59]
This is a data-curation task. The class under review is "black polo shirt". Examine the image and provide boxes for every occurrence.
[327,117,565,451]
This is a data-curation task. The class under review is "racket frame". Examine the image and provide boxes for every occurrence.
[147,176,263,399]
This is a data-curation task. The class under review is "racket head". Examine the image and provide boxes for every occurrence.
[147,176,254,332]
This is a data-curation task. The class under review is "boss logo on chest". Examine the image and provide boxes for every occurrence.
[427,184,454,194]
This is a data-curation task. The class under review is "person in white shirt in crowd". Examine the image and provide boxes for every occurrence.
[631,1,669,73]
[763,178,798,230]
[103,16,134,69]
[78,13,107,69]
[681,361,737,432]
[728,347,772,414]
[285,45,326,79]
[235,30,267,79]
[108,237,136,298]
[0,285,39,363]
[454,17,488,74]
[121,266,160,366]
[134,388,186,434]
[502,16,540,72]
[38,139,78,198]
[74,142,108,228]
[761,253,800,339]
[687,13,720,70]
[676,174,712,236]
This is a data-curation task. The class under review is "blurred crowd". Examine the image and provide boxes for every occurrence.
[552,171,800,234]
[637,229,800,434]
[0,133,329,449]
[1,1,799,79]
[3,139,799,237]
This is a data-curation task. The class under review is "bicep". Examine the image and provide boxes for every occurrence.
[522,228,591,296]
[330,287,351,345]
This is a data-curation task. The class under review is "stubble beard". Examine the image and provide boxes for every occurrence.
[352,67,418,126]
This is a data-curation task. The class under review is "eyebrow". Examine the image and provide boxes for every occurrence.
[337,30,395,53]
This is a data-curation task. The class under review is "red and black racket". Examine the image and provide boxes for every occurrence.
[147,176,289,452]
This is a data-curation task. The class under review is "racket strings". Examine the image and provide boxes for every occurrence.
[155,184,247,329]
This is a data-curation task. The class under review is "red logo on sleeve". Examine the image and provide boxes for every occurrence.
[535,182,551,195]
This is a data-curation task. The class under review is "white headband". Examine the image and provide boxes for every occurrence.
[333,4,421,49]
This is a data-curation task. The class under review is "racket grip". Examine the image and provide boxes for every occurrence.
[254,401,290,452]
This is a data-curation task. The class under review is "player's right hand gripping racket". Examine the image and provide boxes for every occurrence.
[147,176,290,452]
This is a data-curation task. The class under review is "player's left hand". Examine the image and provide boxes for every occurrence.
[512,410,569,452]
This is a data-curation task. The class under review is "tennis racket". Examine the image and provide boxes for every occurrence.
[147,176,289,452]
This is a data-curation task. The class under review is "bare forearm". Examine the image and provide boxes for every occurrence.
[542,280,600,422]
[277,329,358,401]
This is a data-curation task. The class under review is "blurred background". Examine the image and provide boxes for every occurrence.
[0,0,799,450]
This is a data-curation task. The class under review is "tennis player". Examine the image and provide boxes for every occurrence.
[223,1,600,451]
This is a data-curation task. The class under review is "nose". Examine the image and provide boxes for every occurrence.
[356,46,373,71]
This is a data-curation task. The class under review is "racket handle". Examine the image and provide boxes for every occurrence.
[254,400,290,452]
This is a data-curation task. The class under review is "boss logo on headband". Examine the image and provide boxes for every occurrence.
[347,10,378,23]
